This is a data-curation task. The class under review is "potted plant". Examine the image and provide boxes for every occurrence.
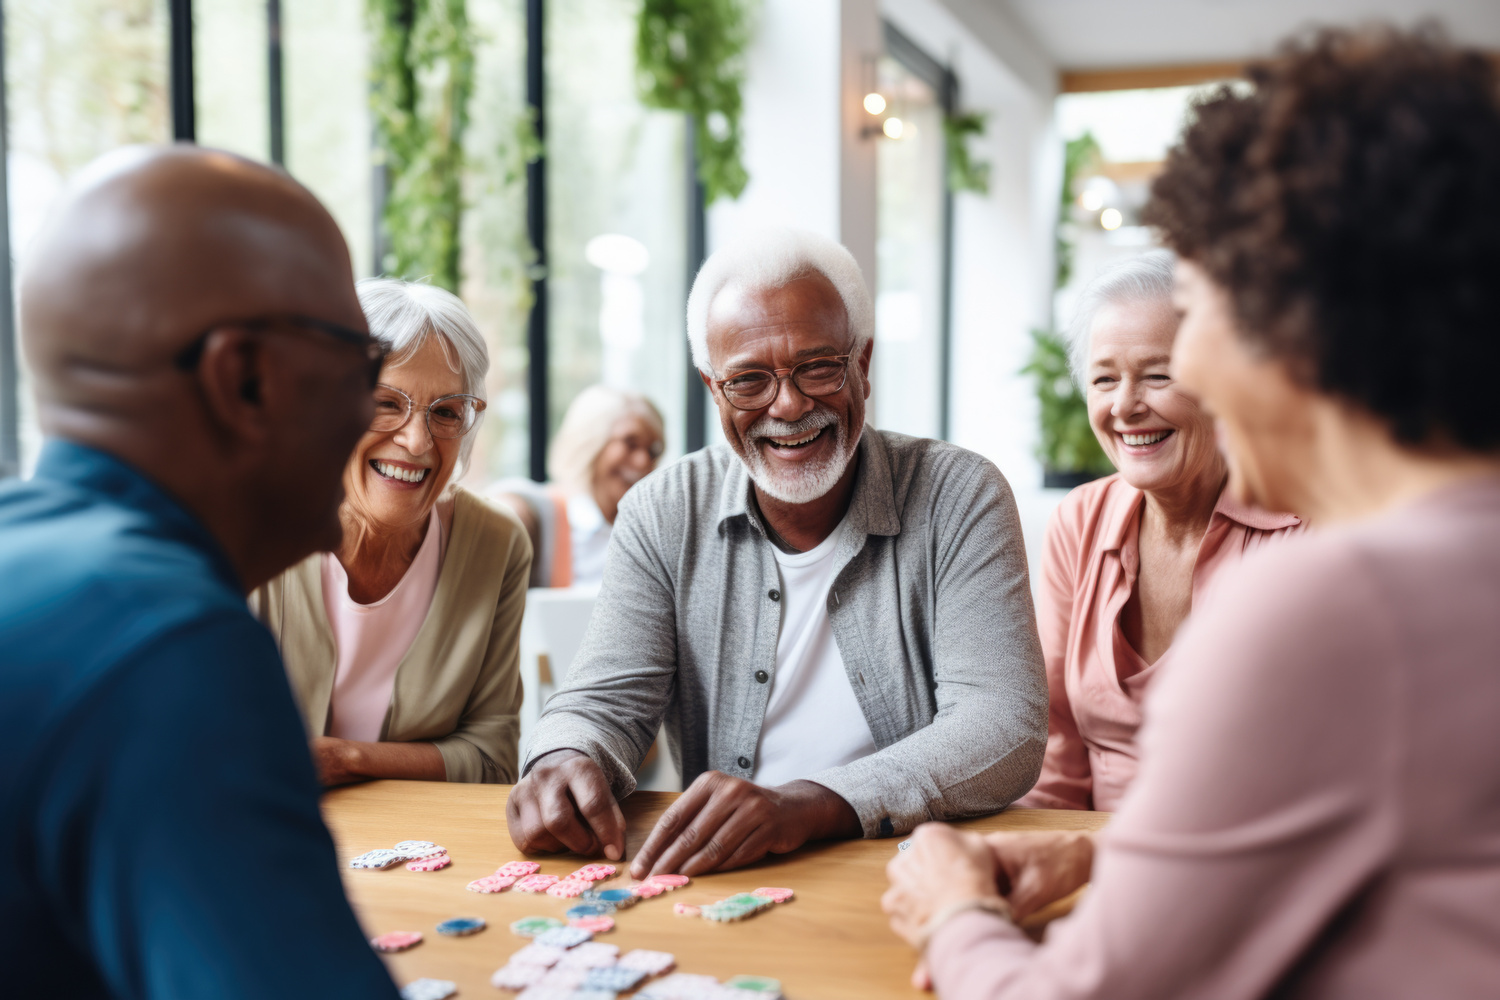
[1022,328,1113,489]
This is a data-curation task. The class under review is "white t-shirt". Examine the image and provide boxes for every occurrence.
[752,516,878,787]
[567,493,612,585]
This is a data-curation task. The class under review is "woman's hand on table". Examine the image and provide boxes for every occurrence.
[507,749,627,861]
[628,772,860,879]
[311,736,447,786]
[312,737,366,786]
[985,830,1096,920]
[882,823,1005,948]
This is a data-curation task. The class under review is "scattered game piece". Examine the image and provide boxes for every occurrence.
[510,916,565,938]
[557,941,620,969]
[515,873,561,893]
[393,840,446,859]
[584,965,648,992]
[568,916,615,934]
[725,975,783,996]
[349,848,404,870]
[406,853,451,872]
[536,967,587,989]
[637,973,721,1000]
[533,925,593,949]
[546,878,591,899]
[436,916,486,937]
[672,903,700,917]
[573,992,617,1000]
[898,838,913,852]
[515,986,577,1000]
[509,943,568,968]
[701,894,770,923]
[399,978,457,1000]
[370,930,423,953]
[496,860,543,877]
[646,874,690,888]
[618,949,676,976]
[570,863,617,881]
[585,888,638,909]
[630,881,666,898]
[491,963,547,991]
[567,902,615,920]
[467,874,518,893]
[750,887,794,903]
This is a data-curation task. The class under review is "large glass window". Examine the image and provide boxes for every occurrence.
[5,0,171,473]
[546,0,688,460]
[194,0,267,162]
[873,51,946,439]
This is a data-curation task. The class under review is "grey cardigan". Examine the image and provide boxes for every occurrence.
[523,430,1048,837]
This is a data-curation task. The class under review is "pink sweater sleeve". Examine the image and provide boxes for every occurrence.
[926,536,1400,999]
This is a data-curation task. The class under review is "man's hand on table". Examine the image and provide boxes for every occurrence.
[629,771,860,879]
[984,830,1095,920]
[508,749,627,861]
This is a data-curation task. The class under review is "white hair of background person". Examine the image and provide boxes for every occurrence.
[1067,248,1178,385]
[685,227,874,374]
[356,277,490,472]
[548,385,665,496]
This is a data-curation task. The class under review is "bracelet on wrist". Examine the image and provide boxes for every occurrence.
[916,896,1013,952]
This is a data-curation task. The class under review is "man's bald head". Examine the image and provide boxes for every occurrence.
[20,144,363,410]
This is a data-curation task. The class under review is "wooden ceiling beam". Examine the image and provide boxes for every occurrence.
[1060,61,1246,93]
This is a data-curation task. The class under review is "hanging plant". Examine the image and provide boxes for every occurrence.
[368,0,475,291]
[1055,131,1101,290]
[636,0,753,205]
[943,111,990,194]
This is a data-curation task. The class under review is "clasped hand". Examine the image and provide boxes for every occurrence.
[507,750,860,877]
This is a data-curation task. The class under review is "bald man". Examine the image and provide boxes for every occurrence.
[0,147,400,998]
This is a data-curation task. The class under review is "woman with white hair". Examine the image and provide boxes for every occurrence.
[1017,249,1300,813]
[252,278,532,785]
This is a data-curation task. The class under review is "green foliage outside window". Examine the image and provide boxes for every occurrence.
[1022,328,1113,477]
[368,0,475,291]
[635,0,753,205]
[943,111,990,194]
[1054,130,1101,291]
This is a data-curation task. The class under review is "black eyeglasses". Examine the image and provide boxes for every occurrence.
[174,314,387,388]
[713,354,852,411]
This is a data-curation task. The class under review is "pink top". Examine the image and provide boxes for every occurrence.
[928,475,1500,999]
[1019,475,1300,811]
[321,508,446,742]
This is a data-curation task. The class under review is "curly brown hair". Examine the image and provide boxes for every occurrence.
[1144,25,1500,450]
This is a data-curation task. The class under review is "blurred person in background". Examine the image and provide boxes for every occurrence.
[492,387,664,588]
[1018,250,1299,813]
[886,26,1500,999]
[253,278,531,786]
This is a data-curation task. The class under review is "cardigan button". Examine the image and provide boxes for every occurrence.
[755,670,769,683]
[768,589,780,601]
[737,756,752,769]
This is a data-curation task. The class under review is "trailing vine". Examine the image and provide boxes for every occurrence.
[943,111,990,194]
[368,0,475,291]
[636,0,753,205]
[1055,131,1101,290]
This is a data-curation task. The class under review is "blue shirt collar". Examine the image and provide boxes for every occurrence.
[33,439,245,593]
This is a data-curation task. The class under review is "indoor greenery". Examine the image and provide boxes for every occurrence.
[1022,327,1113,479]
[368,0,475,291]
[635,0,752,204]
[943,111,990,194]
[1055,130,1101,290]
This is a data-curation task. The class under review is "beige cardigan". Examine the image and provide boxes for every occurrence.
[251,488,532,783]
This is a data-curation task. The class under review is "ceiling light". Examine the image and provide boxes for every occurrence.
[882,117,904,139]
[1100,208,1123,231]
[863,92,887,116]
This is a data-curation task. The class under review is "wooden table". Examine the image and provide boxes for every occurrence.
[323,781,1108,999]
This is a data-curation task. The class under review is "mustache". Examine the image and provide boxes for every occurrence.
[746,408,838,442]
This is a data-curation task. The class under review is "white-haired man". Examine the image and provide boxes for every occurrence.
[509,228,1047,876]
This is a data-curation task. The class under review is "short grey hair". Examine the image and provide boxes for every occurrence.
[548,385,665,495]
[357,277,490,467]
[1067,249,1177,384]
[686,227,873,374]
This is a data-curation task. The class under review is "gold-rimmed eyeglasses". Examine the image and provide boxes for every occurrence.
[713,354,852,411]
[371,384,486,439]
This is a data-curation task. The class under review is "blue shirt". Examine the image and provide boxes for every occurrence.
[0,441,399,999]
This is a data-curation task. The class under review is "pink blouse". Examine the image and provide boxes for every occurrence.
[1020,475,1300,811]
[929,474,1500,998]
[321,508,445,742]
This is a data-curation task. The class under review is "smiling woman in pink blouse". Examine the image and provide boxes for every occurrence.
[1018,250,1299,812]
[887,25,1500,999]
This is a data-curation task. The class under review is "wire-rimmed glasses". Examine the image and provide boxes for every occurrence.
[713,354,852,410]
[371,384,486,439]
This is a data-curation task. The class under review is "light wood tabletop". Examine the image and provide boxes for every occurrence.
[322,781,1109,1000]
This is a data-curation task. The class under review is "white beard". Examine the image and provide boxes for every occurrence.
[736,408,861,505]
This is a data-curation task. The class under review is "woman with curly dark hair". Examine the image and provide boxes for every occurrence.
[884,25,1500,999]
